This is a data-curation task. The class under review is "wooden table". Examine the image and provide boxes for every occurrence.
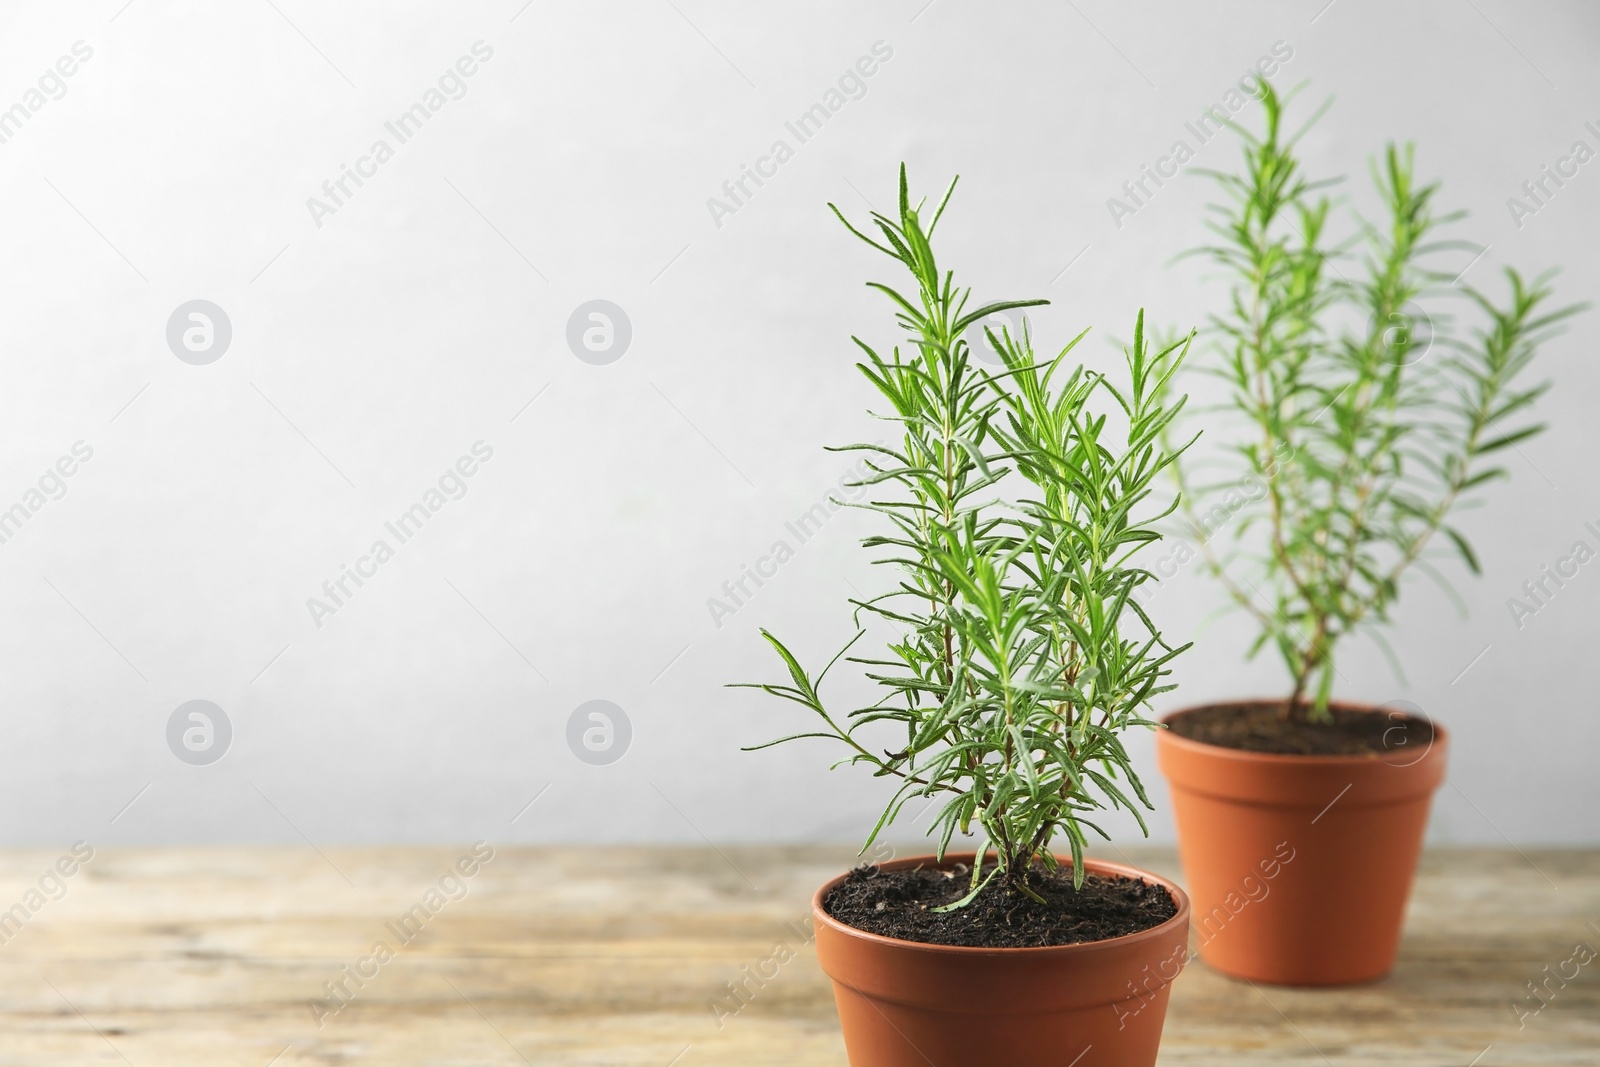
[0,846,1594,1065]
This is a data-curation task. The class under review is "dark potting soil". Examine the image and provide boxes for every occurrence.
[823,862,1177,948]
[1167,702,1435,756]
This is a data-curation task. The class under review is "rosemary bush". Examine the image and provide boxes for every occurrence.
[1175,84,1582,722]
[737,168,1192,903]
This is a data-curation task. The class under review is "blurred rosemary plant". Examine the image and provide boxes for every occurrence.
[736,167,1193,903]
[1175,83,1581,723]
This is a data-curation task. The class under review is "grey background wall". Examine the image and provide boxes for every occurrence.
[0,0,1594,851]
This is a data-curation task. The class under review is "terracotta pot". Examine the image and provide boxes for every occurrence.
[812,853,1190,1067]
[1156,701,1448,986]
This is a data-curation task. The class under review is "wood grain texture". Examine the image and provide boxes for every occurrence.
[0,846,1593,1065]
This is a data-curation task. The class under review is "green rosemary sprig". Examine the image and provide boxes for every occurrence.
[735,166,1193,901]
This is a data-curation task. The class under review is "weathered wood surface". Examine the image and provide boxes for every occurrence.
[0,846,1593,1065]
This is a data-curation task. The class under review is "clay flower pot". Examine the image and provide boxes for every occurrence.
[812,853,1191,1067]
[1156,701,1448,986]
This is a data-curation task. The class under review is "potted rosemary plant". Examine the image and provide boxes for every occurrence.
[1155,85,1581,985]
[737,168,1196,1066]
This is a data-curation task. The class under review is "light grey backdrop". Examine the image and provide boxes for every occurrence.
[0,0,1594,850]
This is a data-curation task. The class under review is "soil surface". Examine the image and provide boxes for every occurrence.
[823,862,1177,948]
[1166,702,1436,756]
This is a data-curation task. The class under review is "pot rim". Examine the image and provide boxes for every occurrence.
[1157,698,1448,768]
[810,852,1191,956]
